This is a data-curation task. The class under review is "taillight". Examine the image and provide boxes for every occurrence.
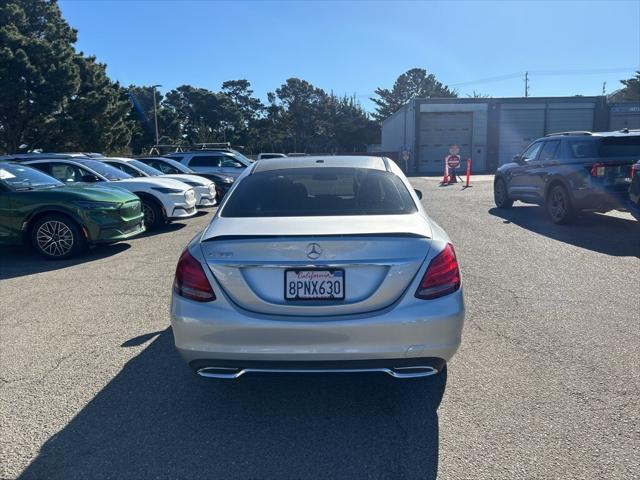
[174,250,215,302]
[415,243,461,300]
[632,163,640,180]
[590,163,605,177]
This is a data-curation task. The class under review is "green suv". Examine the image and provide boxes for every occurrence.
[0,162,145,259]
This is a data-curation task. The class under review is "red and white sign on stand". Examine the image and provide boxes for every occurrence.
[443,144,461,183]
[446,155,461,169]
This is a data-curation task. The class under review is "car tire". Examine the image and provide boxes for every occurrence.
[31,214,86,260]
[546,184,575,224]
[140,197,164,230]
[494,178,513,209]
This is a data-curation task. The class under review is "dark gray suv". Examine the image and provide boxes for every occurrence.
[494,130,640,224]
[165,149,252,179]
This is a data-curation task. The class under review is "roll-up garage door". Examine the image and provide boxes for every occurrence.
[418,112,473,173]
[610,104,640,130]
[610,113,640,129]
[546,104,595,134]
[498,105,545,166]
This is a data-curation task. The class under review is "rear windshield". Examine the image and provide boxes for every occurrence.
[569,137,640,158]
[221,167,417,217]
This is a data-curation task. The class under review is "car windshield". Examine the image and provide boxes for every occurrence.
[221,167,417,217]
[228,150,253,165]
[159,158,194,173]
[127,159,164,176]
[0,163,65,191]
[74,159,132,180]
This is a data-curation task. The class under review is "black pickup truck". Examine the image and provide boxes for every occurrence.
[494,130,640,224]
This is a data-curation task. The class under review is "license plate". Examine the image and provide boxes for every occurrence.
[285,269,345,300]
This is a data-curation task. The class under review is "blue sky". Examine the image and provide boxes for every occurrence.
[59,0,640,111]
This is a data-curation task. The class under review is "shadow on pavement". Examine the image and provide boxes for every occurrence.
[0,243,131,280]
[136,221,186,239]
[19,328,446,480]
[489,206,640,257]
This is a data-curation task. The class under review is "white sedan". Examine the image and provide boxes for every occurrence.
[98,157,217,208]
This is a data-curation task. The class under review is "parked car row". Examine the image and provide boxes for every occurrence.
[494,129,640,223]
[0,150,234,259]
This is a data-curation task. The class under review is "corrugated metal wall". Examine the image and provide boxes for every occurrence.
[546,103,595,133]
[381,97,612,173]
[498,105,545,166]
[609,103,640,130]
[498,102,596,166]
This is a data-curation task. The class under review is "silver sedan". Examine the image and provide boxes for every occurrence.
[170,156,464,379]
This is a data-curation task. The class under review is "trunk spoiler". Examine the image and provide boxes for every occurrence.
[202,232,430,242]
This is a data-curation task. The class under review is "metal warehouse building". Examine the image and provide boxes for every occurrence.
[381,96,640,174]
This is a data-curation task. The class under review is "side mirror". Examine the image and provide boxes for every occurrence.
[81,174,100,183]
[513,154,524,164]
[414,189,423,200]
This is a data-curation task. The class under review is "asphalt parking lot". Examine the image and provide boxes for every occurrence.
[1,178,639,480]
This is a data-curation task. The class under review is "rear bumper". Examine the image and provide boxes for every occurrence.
[170,288,464,368]
[573,187,629,212]
[190,357,446,379]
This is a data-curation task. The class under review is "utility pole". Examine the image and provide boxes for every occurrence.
[152,84,162,145]
[602,81,606,96]
[524,71,529,97]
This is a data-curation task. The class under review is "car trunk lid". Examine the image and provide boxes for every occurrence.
[200,214,432,316]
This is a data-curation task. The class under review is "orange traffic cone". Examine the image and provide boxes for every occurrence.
[441,161,449,185]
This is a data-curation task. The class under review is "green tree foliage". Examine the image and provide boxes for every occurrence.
[611,71,640,101]
[127,78,379,155]
[371,68,457,122]
[264,78,378,153]
[163,85,233,145]
[43,55,132,152]
[0,0,80,152]
[221,79,264,147]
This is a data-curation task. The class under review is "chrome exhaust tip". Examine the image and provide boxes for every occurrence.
[196,366,244,379]
[387,366,439,378]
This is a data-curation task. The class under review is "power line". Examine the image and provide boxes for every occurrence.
[353,66,638,100]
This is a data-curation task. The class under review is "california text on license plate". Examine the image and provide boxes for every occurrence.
[285,269,345,300]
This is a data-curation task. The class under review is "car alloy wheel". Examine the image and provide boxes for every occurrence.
[142,202,156,227]
[494,178,513,208]
[547,185,574,224]
[36,220,74,258]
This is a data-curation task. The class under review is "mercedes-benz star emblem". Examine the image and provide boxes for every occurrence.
[306,243,322,260]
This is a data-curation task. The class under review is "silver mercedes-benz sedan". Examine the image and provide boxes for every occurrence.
[170,156,464,379]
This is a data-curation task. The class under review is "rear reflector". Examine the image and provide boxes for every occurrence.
[590,163,605,177]
[415,243,461,300]
[174,250,216,302]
